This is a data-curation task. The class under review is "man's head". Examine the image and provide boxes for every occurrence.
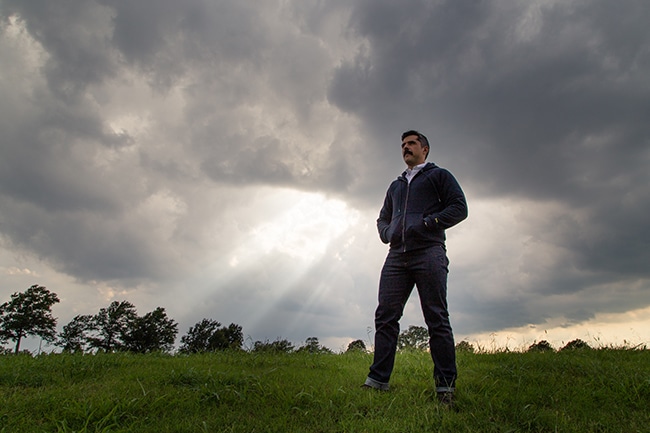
[401,130,429,168]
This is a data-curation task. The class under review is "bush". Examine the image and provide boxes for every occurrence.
[560,339,591,351]
[527,340,554,352]
[252,338,295,353]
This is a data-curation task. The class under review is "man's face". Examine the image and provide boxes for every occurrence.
[401,135,428,168]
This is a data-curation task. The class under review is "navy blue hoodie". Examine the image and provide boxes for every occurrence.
[377,162,467,252]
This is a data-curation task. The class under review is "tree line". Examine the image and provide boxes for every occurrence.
[2,285,594,356]
[0,285,349,355]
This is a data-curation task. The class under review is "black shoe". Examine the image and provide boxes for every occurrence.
[361,383,389,391]
[437,391,455,408]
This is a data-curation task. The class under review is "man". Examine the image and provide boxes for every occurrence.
[363,130,467,407]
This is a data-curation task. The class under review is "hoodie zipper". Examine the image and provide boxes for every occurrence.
[401,179,411,253]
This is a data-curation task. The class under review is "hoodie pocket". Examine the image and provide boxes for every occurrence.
[388,218,402,245]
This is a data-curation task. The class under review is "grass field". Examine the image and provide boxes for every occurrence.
[1,348,649,432]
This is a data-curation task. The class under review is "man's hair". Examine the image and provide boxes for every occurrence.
[401,130,430,159]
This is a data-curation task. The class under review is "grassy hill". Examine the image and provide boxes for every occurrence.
[1,348,649,432]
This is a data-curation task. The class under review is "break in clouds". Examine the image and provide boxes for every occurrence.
[1,0,649,348]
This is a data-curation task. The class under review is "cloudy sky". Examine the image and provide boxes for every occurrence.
[2,0,649,352]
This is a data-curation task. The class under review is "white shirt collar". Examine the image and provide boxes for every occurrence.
[405,162,427,183]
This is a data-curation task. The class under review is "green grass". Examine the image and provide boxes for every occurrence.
[1,349,649,432]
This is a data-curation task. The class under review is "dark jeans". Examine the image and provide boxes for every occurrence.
[368,245,457,389]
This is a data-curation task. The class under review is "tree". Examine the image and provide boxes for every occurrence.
[397,325,429,351]
[179,318,220,353]
[58,314,93,353]
[87,300,138,352]
[124,307,178,353]
[346,339,367,353]
[0,285,60,354]
[213,323,243,351]
[297,337,333,354]
[179,319,243,354]
[455,340,475,353]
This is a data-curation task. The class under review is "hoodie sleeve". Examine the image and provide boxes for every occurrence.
[427,168,468,230]
[377,186,393,244]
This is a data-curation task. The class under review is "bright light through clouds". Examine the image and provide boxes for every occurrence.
[229,189,360,267]
[191,188,366,344]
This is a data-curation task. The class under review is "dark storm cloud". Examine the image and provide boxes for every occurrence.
[331,0,650,197]
[0,95,132,212]
[1,198,161,281]
[98,0,273,89]
[329,0,650,332]
[1,0,117,97]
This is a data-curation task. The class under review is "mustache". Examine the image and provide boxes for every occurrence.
[403,149,413,156]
